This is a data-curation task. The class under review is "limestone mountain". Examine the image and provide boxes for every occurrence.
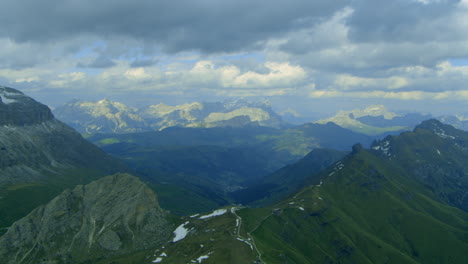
[54,98,286,134]
[0,85,124,229]
[53,98,148,134]
[314,105,438,136]
[0,173,172,264]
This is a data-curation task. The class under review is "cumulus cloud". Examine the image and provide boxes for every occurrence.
[0,0,468,113]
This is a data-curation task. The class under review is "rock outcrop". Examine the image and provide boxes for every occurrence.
[0,86,122,185]
[0,173,172,264]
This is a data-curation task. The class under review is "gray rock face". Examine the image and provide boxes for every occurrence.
[0,173,172,264]
[0,86,54,126]
[0,87,122,185]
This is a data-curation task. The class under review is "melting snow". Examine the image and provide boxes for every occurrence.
[437,149,441,155]
[190,214,200,218]
[0,96,17,104]
[237,237,254,250]
[160,252,167,257]
[434,128,455,139]
[152,257,163,263]
[199,209,227,219]
[172,221,192,242]
[298,207,305,211]
[196,254,211,263]
[373,141,391,157]
[191,252,214,263]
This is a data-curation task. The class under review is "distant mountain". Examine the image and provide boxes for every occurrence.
[53,99,148,134]
[315,105,408,135]
[0,173,172,264]
[438,114,468,131]
[0,86,124,230]
[54,98,286,133]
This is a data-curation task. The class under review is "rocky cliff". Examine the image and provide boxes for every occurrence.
[0,173,172,264]
[0,86,121,185]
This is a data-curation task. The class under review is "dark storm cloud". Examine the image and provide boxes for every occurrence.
[347,0,461,43]
[0,0,345,54]
[130,58,158,68]
[77,55,116,68]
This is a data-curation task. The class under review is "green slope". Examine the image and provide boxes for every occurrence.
[240,147,468,264]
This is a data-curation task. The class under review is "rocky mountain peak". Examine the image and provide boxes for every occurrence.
[0,86,54,126]
[0,173,172,264]
[415,119,457,139]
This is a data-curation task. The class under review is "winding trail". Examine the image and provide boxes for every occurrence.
[231,207,266,264]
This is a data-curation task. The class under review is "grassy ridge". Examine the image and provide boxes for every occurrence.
[241,148,468,263]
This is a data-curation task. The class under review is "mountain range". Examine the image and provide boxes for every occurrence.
[315,104,468,135]
[1,119,467,263]
[1,85,468,263]
[54,98,285,134]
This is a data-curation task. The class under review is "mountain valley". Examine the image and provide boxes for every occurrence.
[1,86,467,264]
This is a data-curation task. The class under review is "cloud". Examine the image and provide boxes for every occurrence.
[0,0,344,54]
[310,89,468,101]
[333,75,409,90]
[77,56,116,68]
[1,0,468,113]
[187,60,307,89]
[130,58,158,68]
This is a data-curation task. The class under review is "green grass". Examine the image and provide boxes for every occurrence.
[239,148,468,264]
[98,137,121,145]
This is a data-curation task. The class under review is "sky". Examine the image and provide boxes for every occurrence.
[1,0,468,116]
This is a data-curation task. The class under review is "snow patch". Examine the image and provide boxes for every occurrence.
[191,251,214,263]
[433,127,455,139]
[172,221,192,242]
[199,209,227,219]
[298,207,305,211]
[373,140,391,157]
[436,149,441,155]
[237,237,254,250]
[152,257,163,263]
[0,89,23,104]
[0,96,17,104]
[190,214,200,218]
